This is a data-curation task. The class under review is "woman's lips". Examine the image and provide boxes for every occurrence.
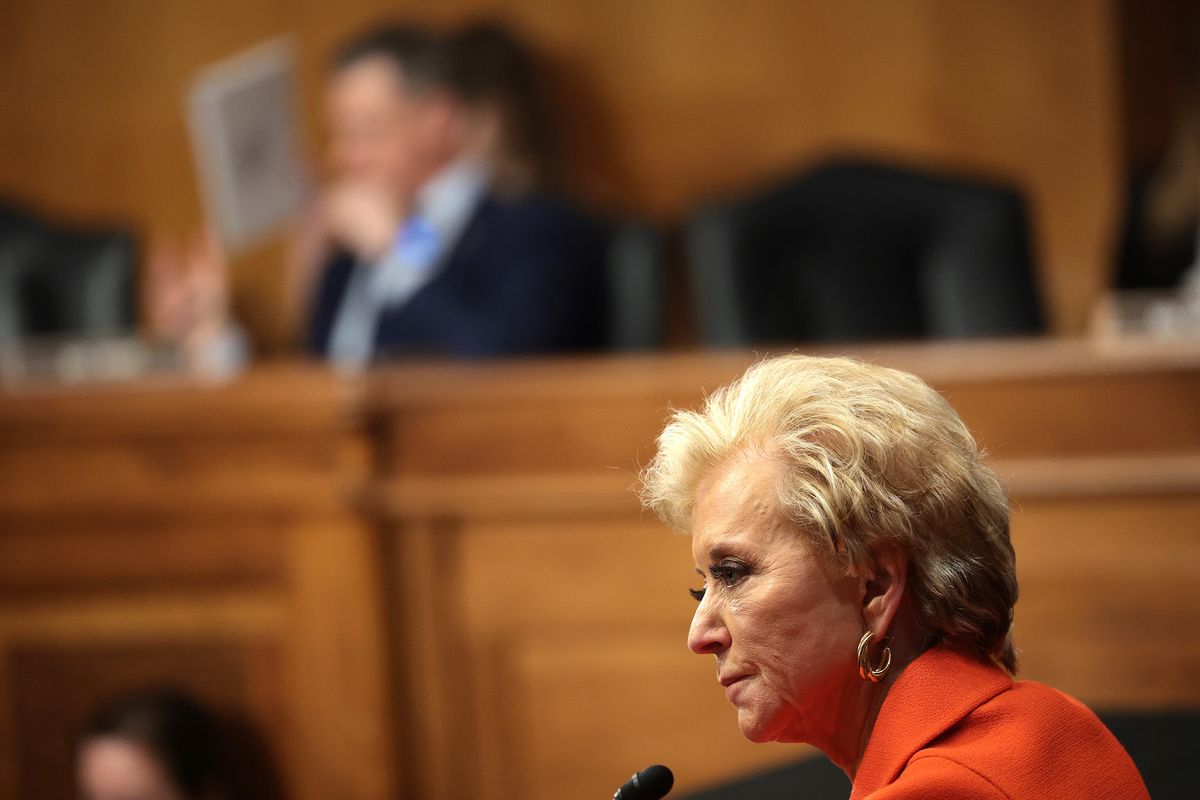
[720,673,753,701]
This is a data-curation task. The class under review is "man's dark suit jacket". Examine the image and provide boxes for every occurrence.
[307,191,606,359]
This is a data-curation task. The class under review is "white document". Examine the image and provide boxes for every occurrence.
[187,38,309,252]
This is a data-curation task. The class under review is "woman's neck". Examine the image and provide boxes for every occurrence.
[825,634,923,781]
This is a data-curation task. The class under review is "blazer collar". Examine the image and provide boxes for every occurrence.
[849,645,1012,799]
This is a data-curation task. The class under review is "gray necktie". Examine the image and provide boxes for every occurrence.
[328,215,442,370]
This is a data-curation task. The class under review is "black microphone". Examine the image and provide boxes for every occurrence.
[613,764,673,799]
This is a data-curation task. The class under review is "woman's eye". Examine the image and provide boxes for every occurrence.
[689,586,706,602]
[710,561,746,587]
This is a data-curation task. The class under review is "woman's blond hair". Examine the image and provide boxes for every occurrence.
[640,354,1018,673]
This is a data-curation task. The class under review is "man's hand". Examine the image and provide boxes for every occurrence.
[145,227,229,347]
[323,180,404,262]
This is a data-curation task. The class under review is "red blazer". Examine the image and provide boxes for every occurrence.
[850,646,1149,799]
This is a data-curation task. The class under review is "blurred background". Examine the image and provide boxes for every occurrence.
[0,1,1198,799]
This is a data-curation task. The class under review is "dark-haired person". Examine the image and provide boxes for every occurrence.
[151,23,603,371]
[447,21,561,196]
[77,688,285,800]
[78,689,224,800]
[640,355,1150,799]
[1114,45,1200,294]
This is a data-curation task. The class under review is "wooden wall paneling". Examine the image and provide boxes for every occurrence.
[1010,492,1200,708]
[368,340,1200,475]
[375,364,1200,475]
[993,454,1200,499]
[0,367,396,800]
[384,518,476,800]
[0,438,349,519]
[0,517,288,599]
[286,516,396,800]
[380,398,667,477]
[941,372,1200,459]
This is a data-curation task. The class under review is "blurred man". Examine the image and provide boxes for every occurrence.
[154,23,604,369]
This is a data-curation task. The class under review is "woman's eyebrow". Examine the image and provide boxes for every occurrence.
[705,538,740,561]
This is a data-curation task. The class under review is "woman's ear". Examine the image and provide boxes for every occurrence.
[861,545,908,638]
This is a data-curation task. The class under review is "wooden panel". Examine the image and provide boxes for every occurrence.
[0,366,394,800]
[0,439,355,519]
[943,372,1200,458]
[0,520,287,597]
[1012,493,1200,708]
[286,517,396,800]
[0,364,359,442]
[0,0,1118,342]
[378,366,1200,474]
[998,454,1200,498]
[0,368,365,523]
[382,399,665,475]
[455,518,693,637]
[371,340,1200,475]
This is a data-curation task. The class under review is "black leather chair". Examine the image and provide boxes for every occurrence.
[685,160,1044,346]
[605,220,664,350]
[0,202,137,348]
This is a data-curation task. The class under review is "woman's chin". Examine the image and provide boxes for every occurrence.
[736,708,780,743]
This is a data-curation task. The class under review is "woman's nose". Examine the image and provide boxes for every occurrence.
[688,597,731,655]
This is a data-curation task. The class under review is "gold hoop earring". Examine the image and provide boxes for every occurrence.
[857,630,892,683]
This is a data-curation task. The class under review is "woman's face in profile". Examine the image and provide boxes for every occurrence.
[78,736,184,800]
[687,452,864,744]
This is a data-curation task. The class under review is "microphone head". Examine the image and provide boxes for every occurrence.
[639,765,674,798]
[615,764,674,799]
